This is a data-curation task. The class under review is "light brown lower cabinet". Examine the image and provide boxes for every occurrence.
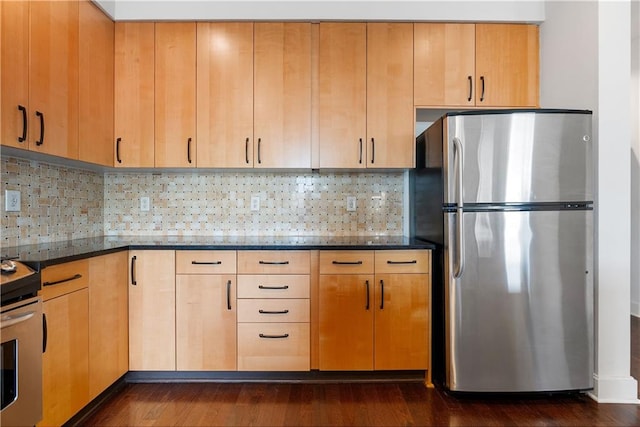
[88,252,129,399]
[237,250,311,371]
[318,250,431,372]
[128,250,176,371]
[175,250,237,371]
[40,261,90,427]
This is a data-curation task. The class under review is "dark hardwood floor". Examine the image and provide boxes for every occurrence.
[81,317,640,427]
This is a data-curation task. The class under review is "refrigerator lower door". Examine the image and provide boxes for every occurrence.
[444,209,593,392]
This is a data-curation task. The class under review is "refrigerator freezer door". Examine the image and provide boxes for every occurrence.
[444,209,593,392]
[444,112,593,205]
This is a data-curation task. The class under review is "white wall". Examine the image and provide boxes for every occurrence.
[540,0,638,404]
[95,0,545,22]
[631,0,640,318]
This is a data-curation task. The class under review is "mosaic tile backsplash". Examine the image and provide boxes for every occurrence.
[104,171,404,237]
[1,155,405,246]
[1,156,105,247]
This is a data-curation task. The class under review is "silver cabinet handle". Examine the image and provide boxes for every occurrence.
[1,311,35,329]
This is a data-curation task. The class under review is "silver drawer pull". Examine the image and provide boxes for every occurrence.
[259,333,289,339]
[258,309,289,315]
[258,285,289,290]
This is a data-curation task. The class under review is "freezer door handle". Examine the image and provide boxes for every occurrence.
[453,208,465,278]
[453,137,465,278]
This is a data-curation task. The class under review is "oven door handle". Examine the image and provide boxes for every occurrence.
[1,310,36,329]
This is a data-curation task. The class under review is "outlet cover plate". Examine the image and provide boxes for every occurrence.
[251,196,260,211]
[346,196,356,212]
[5,190,20,212]
[140,196,150,212]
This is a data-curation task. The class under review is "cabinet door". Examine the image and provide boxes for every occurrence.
[374,274,429,370]
[41,289,89,427]
[414,23,475,107]
[114,22,155,167]
[155,23,196,168]
[88,252,128,400]
[318,274,374,370]
[1,0,30,150]
[366,23,414,168]
[78,0,114,166]
[319,23,367,168]
[475,24,539,107]
[29,0,79,159]
[128,250,176,371]
[254,23,312,168]
[197,22,254,168]
[176,274,237,370]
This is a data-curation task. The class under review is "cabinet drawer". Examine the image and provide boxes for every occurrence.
[374,250,431,274]
[238,299,309,323]
[319,251,374,274]
[237,323,310,371]
[237,275,309,299]
[176,250,236,274]
[237,251,310,274]
[41,259,89,301]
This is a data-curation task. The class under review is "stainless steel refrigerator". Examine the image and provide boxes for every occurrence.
[411,109,594,393]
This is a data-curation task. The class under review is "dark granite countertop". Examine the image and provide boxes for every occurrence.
[1,235,436,267]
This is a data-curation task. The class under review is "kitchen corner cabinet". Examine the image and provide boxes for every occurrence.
[197,22,312,168]
[128,250,176,371]
[40,260,90,427]
[1,0,79,158]
[175,251,237,371]
[319,23,414,169]
[114,22,155,167]
[155,23,196,168]
[88,252,128,400]
[29,0,79,159]
[78,0,114,167]
[318,250,431,373]
[414,23,539,108]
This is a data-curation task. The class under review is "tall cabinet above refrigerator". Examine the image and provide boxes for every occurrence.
[411,109,594,393]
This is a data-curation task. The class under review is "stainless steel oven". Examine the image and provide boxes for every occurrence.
[1,260,43,427]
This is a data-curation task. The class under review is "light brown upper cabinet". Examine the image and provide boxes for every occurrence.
[319,23,414,169]
[414,23,539,108]
[1,0,30,150]
[197,22,312,168]
[29,0,79,159]
[114,22,155,167]
[78,0,114,167]
[475,24,539,107]
[197,23,254,168]
[366,23,414,168]
[155,23,196,168]
[253,23,312,168]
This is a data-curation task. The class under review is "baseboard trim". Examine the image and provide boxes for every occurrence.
[126,370,427,384]
[587,374,640,404]
[631,301,639,317]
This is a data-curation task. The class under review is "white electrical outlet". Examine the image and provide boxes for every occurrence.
[5,190,20,212]
[346,196,356,212]
[251,196,260,211]
[140,196,150,212]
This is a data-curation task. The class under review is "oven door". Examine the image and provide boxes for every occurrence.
[1,297,43,427]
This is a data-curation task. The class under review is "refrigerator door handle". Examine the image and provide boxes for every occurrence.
[453,137,465,278]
